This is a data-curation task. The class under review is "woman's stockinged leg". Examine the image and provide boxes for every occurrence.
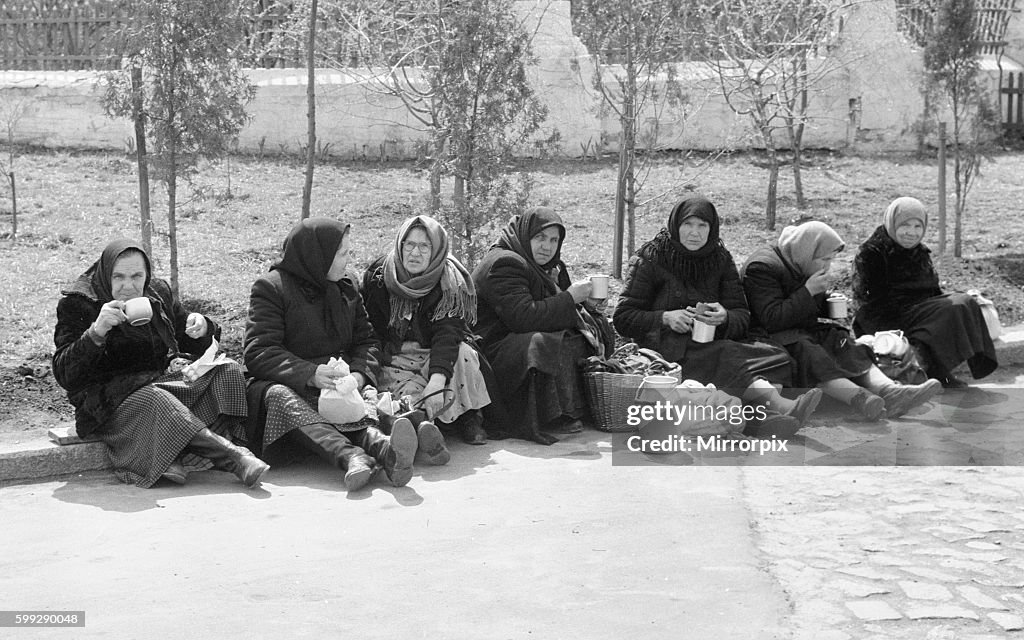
[742,379,822,426]
[818,377,886,421]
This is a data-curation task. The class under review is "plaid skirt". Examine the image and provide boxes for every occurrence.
[97,362,248,488]
[257,383,376,454]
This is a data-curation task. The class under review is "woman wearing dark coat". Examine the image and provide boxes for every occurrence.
[244,218,418,491]
[742,221,941,421]
[362,214,498,448]
[614,197,820,431]
[53,239,266,488]
[472,207,615,444]
[853,196,997,388]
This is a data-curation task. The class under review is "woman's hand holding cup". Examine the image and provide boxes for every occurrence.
[185,312,207,339]
[805,268,831,296]
[567,280,593,304]
[92,300,128,337]
[695,302,727,327]
[662,308,694,334]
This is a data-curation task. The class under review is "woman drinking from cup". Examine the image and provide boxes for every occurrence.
[614,196,821,434]
[852,197,997,388]
[742,220,942,420]
[362,214,498,451]
[471,206,615,444]
[244,218,418,491]
[53,239,267,488]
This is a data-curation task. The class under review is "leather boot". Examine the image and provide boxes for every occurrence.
[457,409,489,444]
[160,458,188,485]
[879,379,942,419]
[358,419,417,487]
[289,423,375,491]
[415,421,451,466]
[186,428,269,488]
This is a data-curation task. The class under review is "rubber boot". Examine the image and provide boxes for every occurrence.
[186,428,269,488]
[358,419,417,487]
[289,423,375,491]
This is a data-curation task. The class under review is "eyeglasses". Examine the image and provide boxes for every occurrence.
[403,241,432,255]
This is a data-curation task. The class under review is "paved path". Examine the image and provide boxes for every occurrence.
[2,435,788,639]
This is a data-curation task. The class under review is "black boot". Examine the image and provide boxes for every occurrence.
[456,409,489,444]
[358,420,417,487]
[289,423,375,491]
[186,428,269,488]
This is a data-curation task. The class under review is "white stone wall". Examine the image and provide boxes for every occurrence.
[0,0,1017,156]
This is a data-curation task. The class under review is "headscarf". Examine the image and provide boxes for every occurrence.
[273,217,351,337]
[382,215,477,331]
[637,196,730,282]
[883,197,927,245]
[79,238,177,352]
[776,220,845,278]
[87,238,153,303]
[495,206,567,297]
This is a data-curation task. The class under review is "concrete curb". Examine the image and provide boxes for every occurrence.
[4,325,1024,484]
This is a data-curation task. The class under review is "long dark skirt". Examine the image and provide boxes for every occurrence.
[244,381,375,460]
[487,330,590,442]
[784,324,875,388]
[98,362,248,488]
[677,338,794,394]
[902,293,997,380]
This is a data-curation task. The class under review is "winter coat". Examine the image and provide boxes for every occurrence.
[742,245,829,345]
[852,225,943,336]
[52,275,219,437]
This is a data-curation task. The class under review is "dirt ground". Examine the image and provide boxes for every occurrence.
[3,149,1024,437]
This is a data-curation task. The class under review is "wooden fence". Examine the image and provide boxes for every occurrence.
[1003,71,1024,138]
[895,0,1019,55]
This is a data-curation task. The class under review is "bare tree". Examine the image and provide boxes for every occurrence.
[0,92,28,240]
[302,0,319,220]
[694,0,846,229]
[572,0,691,277]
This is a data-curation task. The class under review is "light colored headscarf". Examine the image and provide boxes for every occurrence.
[883,197,927,245]
[776,221,845,278]
[382,215,476,330]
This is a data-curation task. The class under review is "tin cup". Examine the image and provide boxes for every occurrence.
[589,274,610,299]
[123,297,153,326]
[691,319,715,343]
[826,294,848,319]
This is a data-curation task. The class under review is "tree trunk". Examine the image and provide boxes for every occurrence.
[168,143,179,297]
[7,170,15,240]
[301,0,318,220]
[428,133,444,214]
[131,62,152,255]
[612,139,627,279]
[954,145,963,258]
[792,60,808,209]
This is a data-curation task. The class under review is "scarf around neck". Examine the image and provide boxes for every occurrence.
[637,196,731,283]
[382,215,477,331]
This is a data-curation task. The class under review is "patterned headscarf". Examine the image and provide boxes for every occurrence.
[883,197,928,245]
[637,196,731,282]
[273,217,351,337]
[382,215,476,331]
[495,206,567,297]
[776,221,845,278]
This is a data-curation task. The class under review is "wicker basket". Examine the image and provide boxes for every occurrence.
[584,368,682,432]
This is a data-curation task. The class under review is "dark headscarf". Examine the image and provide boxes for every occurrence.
[637,196,730,283]
[78,238,178,352]
[273,217,352,337]
[495,206,567,297]
[86,238,153,302]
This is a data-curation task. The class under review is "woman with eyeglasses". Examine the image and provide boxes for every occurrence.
[361,215,497,453]
[471,207,616,444]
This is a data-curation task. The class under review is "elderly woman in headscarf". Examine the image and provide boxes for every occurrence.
[742,220,942,421]
[244,218,418,491]
[614,196,822,435]
[53,239,267,489]
[853,197,997,388]
[361,215,494,451]
[471,206,615,444]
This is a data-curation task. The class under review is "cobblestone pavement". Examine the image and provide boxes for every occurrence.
[745,463,1024,638]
